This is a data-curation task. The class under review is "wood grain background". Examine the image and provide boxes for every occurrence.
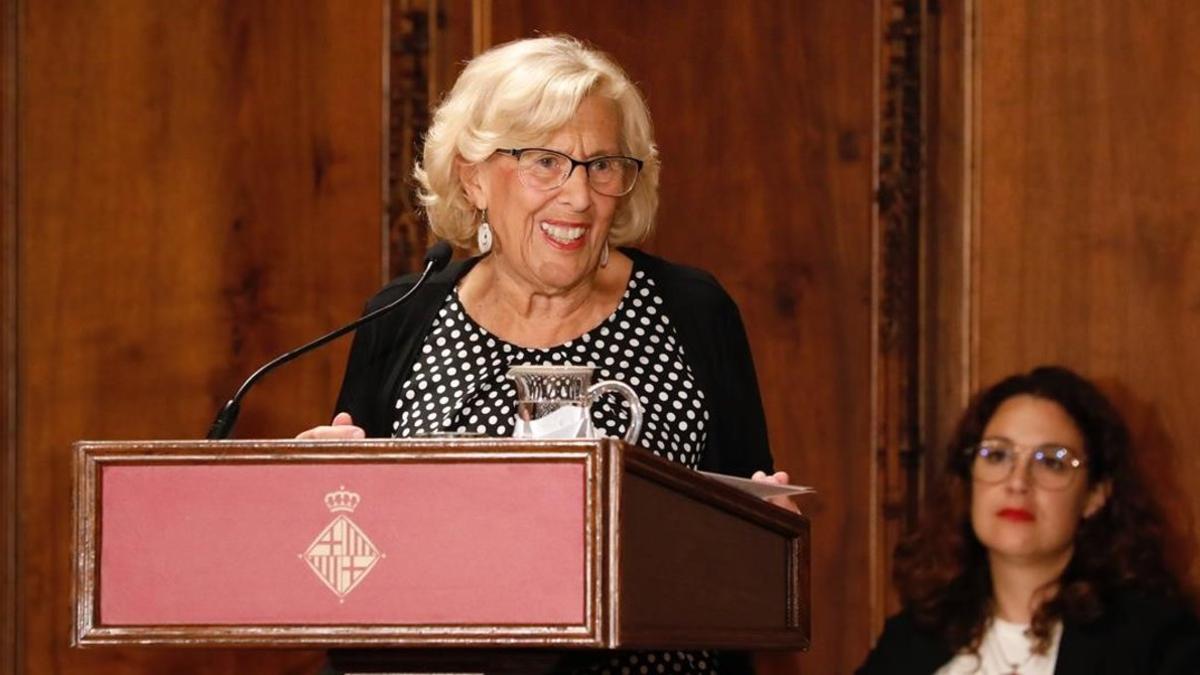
[4,1,1199,674]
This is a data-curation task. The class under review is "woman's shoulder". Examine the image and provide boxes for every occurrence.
[1058,589,1200,673]
[1087,588,1200,637]
[622,247,735,309]
[1092,588,1199,628]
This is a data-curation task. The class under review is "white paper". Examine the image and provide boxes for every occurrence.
[512,405,594,440]
[697,470,816,499]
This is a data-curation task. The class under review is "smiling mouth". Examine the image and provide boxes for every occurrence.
[539,221,588,245]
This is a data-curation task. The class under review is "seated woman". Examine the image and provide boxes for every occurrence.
[857,365,1200,674]
[302,35,784,675]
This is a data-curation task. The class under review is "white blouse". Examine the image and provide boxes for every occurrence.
[935,617,1062,675]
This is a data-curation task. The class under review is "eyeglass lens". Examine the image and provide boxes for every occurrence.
[970,441,1082,489]
[514,149,640,196]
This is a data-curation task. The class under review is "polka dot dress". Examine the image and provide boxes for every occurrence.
[393,267,720,674]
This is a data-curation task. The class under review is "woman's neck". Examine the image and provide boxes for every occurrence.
[458,252,632,348]
[988,548,1073,623]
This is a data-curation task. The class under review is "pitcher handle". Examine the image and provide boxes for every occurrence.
[587,380,644,445]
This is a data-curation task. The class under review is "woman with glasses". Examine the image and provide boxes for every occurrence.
[857,366,1200,674]
[303,34,782,675]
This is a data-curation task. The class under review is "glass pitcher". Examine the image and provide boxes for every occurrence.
[506,364,643,444]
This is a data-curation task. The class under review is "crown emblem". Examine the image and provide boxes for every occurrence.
[324,486,360,513]
[303,485,383,601]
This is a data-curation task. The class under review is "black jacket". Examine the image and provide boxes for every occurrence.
[856,592,1200,674]
[334,247,773,477]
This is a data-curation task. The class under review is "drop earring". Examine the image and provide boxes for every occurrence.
[476,210,493,254]
[599,240,610,267]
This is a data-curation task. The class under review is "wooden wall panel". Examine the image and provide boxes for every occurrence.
[927,0,1200,603]
[488,3,879,673]
[15,1,385,672]
[2,0,16,672]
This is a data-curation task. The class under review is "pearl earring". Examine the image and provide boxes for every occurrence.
[476,210,493,254]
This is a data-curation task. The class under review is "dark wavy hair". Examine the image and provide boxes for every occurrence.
[893,365,1182,653]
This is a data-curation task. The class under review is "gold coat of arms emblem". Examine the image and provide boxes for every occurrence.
[301,486,383,601]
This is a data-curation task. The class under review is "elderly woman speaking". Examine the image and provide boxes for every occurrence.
[303,35,780,675]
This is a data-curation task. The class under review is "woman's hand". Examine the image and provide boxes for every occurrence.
[751,470,802,514]
[296,411,366,440]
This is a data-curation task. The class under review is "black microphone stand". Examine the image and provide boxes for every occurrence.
[206,241,453,440]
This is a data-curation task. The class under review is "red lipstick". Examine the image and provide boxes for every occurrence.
[997,508,1035,522]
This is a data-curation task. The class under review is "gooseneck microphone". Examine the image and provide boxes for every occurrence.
[206,240,454,440]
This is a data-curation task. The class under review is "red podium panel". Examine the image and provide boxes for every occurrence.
[73,439,809,651]
[99,462,585,626]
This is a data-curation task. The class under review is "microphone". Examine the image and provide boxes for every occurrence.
[205,240,454,440]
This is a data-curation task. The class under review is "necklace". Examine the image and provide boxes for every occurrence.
[987,623,1036,675]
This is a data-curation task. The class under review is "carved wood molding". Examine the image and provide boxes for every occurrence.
[386,0,437,280]
[876,0,924,521]
[873,0,926,627]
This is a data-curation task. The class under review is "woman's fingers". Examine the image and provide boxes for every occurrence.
[752,470,802,514]
[296,412,365,439]
[296,425,365,439]
[751,470,791,485]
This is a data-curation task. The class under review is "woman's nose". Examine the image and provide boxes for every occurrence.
[557,164,593,210]
[1004,454,1033,491]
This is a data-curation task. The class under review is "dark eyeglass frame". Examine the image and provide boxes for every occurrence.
[964,440,1087,490]
[494,147,644,197]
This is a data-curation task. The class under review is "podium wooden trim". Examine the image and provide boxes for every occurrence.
[73,439,809,651]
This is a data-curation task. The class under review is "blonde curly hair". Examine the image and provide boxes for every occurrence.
[414,35,660,252]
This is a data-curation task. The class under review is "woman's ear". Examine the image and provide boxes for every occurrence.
[457,157,488,210]
[1083,480,1112,519]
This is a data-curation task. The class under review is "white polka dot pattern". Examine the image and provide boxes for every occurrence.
[574,649,721,675]
[392,269,710,471]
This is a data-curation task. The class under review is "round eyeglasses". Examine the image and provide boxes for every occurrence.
[495,147,644,197]
[965,440,1086,490]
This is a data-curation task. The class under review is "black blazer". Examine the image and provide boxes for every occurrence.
[333,247,774,477]
[856,592,1200,675]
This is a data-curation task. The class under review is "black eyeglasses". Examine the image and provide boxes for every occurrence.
[965,440,1086,490]
[495,148,644,197]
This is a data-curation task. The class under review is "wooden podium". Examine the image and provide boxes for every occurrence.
[73,438,809,672]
